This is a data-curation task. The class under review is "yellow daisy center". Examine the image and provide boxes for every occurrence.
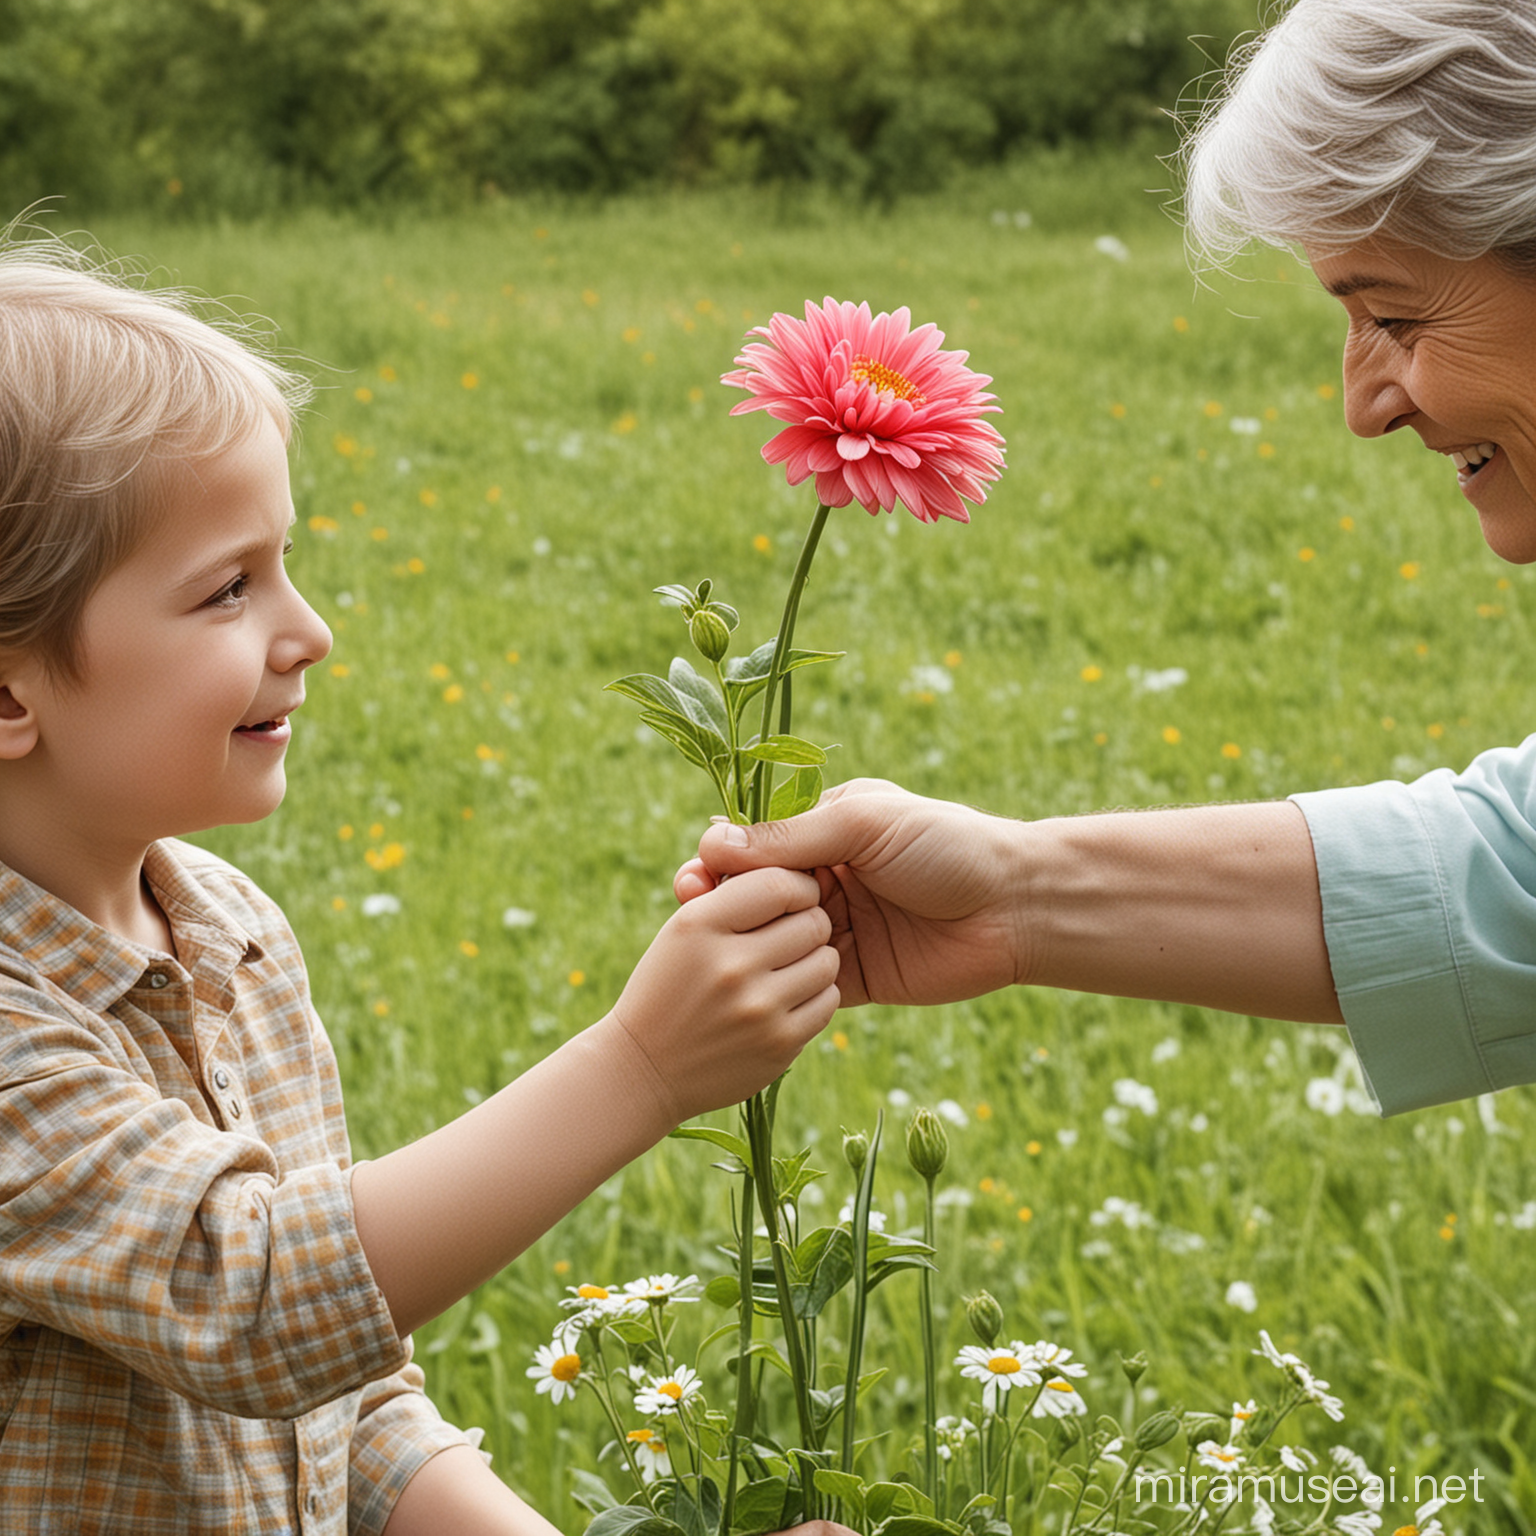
[551,1353,582,1382]
[1047,1380,1076,1393]
[576,1284,610,1299]
[1393,1528,1419,1536]
[1233,1407,1253,1421]
[628,1429,655,1445]
[851,354,925,405]
[987,1355,1022,1375]
[1208,1447,1238,1463]
[659,1380,684,1399]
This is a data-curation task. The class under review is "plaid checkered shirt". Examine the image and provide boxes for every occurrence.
[0,839,470,1533]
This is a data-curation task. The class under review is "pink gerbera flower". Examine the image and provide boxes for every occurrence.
[722,296,1005,524]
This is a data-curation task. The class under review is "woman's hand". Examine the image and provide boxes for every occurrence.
[678,778,1027,1008]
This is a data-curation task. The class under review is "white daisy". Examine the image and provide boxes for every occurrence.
[955,1342,1043,1413]
[1023,1340,1089,1378]
[1225,1280,1258,1313]
[934,1415,977,1461]
[1394,1497,1447,1536]
[1031,1377,1089,1418]
[1195,1440,1244,1473]
[837,1198,887,1232]
[1228,1398,1258,1439]
[622,1273,701,1305]
[626,1427,672,1484]
[633,1363,703,1417]
[526,1341,584,1405]
[1279,1445,1315,1474]
[1333,1513,1381,1536]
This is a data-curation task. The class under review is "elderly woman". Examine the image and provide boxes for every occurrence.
[681,0,1536,1124]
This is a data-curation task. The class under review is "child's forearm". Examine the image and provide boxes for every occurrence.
[351,1013,675,1339]
[383,1445,563,1534]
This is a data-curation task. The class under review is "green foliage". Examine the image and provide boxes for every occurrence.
[0,0,1262,213]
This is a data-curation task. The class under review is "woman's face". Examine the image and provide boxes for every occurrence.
[1309,239,1536,562]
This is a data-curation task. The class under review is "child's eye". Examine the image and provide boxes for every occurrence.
[209,573,250,608]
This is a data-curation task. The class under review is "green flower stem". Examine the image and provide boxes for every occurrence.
[709,656,750,822]
[723,1166,757,1533]
[840,1113,883,1478]
[743,1092,821,1516]
[585,1338,656,1507]
[919,1174,939,1506]
[749,502,830,823]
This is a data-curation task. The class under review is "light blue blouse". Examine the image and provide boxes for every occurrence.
[1292,740,1536,1115]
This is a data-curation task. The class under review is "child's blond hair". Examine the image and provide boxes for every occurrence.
[0,227,312,683]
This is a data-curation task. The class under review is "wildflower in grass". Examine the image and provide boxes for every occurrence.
[621,1273,700,1305]
[955,1342,1042,1412]
[1335,1513,1383,1536]
[934,1415,977,1459]
[527,1340,585,1404]
[560,1283,639,1322]
[1032,1378,1088,1418]
[1225,1280,1258,1313]
[1255,1330,1346,1421]
[1196,1440,1244,1472]
[1113,1077,1159,1115]
[1390,1497,1447,1536]
[722,297,1005,524]
[1279,1446,1315,1474]
[1306,1076,1346,1115]
[626,1428,671,1483]
[1229,1397,1258,1437]
[634,1364,703,1416]
[360,894,401,917]
[1024,1341,1088,1379]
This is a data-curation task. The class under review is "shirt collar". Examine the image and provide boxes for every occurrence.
[0,841,262,1014]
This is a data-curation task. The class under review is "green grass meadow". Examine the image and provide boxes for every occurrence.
[91,147,1536,1528]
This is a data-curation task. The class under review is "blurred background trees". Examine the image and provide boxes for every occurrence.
[0,0,1261,214]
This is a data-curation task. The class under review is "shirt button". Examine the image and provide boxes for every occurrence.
[212,1068,230,1090]
[147,972,170,989]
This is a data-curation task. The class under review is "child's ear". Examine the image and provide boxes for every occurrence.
[0,683,40,760]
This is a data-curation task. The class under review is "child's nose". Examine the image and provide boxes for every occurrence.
[274,585,333,672]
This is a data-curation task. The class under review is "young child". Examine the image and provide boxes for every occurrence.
[0,236,841,1534]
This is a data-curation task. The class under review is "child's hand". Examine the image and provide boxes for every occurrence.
[609,866,838,1121]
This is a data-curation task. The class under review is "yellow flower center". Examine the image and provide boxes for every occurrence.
[1208,1447,1237,1462]
[628,1429,655,1445]
[987,1355,1022,1375]
[1393,1528,1419,1536]
[551,1353,582,1382]
[576,1284,610,1299]
[659,1380,684,1399]
[851,355,925,405]
[1047,1380,1076,1393]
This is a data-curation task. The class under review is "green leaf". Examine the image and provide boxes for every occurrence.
[723,640,777,682]
[813,1468,867,1524]
[743,734,827,766]
[668,656,731,739]
[873,1518,961,1535]
[637,712,717,773]
[791,1225,856,1319]
[605,673,689,714]
[582,1506,688,1536]
[702,1275,741,1308]
[767,765,822,821]
[657,1477,722,1536]
[568,1468,619,1515]
[866,1482,934,1525]
[780,647,845,673]
[668,1124,752,1168]
[732,1476,791,1532]
[654,583,698,609]
[722,672,771,723]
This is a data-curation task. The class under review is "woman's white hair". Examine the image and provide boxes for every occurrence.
[1182,0,1536,270]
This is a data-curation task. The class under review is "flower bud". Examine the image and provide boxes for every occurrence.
[842,1129,869,1177]
[1183,1413,1227,1445]
[964,1291,1005,1348]
[905,1107,949,1182]
[689,608,731,664]
[1134,1409,1182,1451]
[1119,1350,1149,1386]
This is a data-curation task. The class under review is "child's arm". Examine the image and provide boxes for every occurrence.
[382,1443,560,1534]
[351,865,838,1338]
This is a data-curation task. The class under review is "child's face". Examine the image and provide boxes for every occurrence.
[21,417,332,844]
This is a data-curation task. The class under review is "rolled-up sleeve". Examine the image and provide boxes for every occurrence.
[1293,737,1536,1114]
[347,1350,474,1536]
